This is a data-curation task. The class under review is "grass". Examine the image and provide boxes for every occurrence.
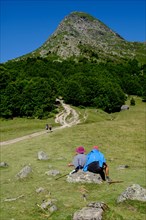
[0,96,146,220]
[0,117,58,142]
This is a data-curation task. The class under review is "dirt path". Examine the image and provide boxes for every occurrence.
[55,99,80,127]
[0,100,80,146]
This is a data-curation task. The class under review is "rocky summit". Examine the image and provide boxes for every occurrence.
[26,11,145,63]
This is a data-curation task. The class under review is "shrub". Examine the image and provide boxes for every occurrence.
[130,97,136,106]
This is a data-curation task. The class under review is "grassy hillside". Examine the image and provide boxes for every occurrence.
[0,97,146,220]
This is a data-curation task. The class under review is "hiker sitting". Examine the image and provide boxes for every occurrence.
[68,146,87,173]
[48,125,52,132]
[83,146,110,181]
[46,124,49,130]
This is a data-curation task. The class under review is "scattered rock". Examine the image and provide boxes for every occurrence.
[117,184,146,203]
[121,105,129,110]
[45,170,60,176]
[41,200,52,209]
[16,165,32,179]
[88,202,109,210]
[117,165,129,170]
[67,170,102,184]
[36,187,45,193]
[0,162,9,167]
[49,205,58,212]
[40,199,58,213]
[38,151,49,160]
[73,201,108,220]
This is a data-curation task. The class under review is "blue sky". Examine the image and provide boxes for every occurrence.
[0,0,145,63]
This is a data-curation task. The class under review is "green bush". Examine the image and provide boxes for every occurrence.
[130,97,136,106]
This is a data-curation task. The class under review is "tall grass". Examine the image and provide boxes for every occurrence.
[0,97,146,220]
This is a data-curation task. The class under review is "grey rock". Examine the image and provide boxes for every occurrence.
[73,202,108,220]
[117,165,129,170]
[88,202,108,210]
[73,207,102,220]
[0,162,9,167]
[36,187,45,193]
[38,151,49,160]
[16,165,32,179]
[45,170,60,176]
[41,200,52,209]
[121,105,129,110]
[49,205,58,212]
[67,170,102,184]
[117,184,146,203]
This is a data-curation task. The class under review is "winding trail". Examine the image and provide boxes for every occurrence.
[0,99,80,146]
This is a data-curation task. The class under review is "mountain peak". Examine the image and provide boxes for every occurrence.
[23,11,145,63]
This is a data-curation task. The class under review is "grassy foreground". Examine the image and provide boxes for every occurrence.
[0,97,146,220]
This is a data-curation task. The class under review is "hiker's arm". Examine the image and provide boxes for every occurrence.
[68,163,74,166]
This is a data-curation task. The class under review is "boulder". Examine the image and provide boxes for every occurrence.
[117,184,146,203]
[121,105,129,110]
[0,162,9,167]
[38,151,49,160]
[16,165,32,179]
[73,202,108,220]
[67,170,102,184]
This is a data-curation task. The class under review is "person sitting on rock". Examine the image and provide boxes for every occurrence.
[68,146,87,174]
[83,146,111,181]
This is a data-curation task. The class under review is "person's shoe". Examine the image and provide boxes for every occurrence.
[69,169,76,175]
[106,176,112,182]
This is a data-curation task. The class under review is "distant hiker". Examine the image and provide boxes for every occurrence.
[48,125,52,132]
[68,146,87,173]
[83,146,111,181]
[46,124,52,132]
[46,124,49,130]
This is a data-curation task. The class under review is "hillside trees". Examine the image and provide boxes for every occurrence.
[0,57,145,118]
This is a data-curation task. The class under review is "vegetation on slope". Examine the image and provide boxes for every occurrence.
[0,57,145,119]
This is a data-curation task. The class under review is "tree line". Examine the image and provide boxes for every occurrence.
[0,57,145,119]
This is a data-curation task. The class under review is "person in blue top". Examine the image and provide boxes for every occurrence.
[83,146,110,181]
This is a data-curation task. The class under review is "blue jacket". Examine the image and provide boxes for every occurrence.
[83,149,106,171]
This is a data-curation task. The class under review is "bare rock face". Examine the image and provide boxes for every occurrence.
[67,170,102,184]
[16,11,145,64]
[73,202,108,220]
[117,184,146,203]
[38,12,127,60]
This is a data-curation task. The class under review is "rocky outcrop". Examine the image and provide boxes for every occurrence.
[34,12,141,61]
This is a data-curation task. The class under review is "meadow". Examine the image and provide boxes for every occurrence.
[0,96,146,220]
